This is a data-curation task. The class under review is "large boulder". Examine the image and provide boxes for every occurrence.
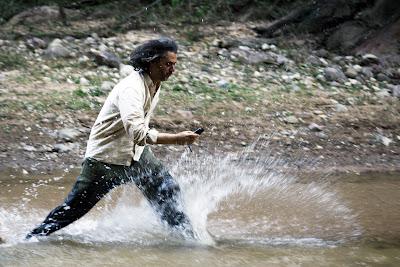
[324,67,347,82]
[90,50,121,68]
[45,39,72,58]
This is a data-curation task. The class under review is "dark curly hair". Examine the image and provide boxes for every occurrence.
[129,38,178,72]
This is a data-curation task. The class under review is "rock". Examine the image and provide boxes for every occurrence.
[43,112,57,120]
[22,144,37,152]
[335,103,348,112]
[261,43,270,50]
[389,85,400,97]
[360,67,374,79]
[276,54,291,66]
[315,49,329,58]
[98,43,108,52]
[57,128,83,141]
[91,50,121,68]
[0,237,4,243]
[345,67,358,78]
[316,132,328,139]
[230,49,276,65]
[100,81,115,92]
[376,89,390,98]
[84,37,96,45]
[324,67,346,82]
[216,79,229,89]
[308,123,323,132]
[307,55,322,66]
[119,64,134,78]
[376,73,390,82]
[79,77,90,86]
[53,143,77,153]
[375,134,392,146]
[176,109,193,119]
[361,54,380,66]
[284,116,299,124]
[45,39,72,58]
[26,37,47,50]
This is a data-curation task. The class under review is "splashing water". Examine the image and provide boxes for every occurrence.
[0,145,361,247]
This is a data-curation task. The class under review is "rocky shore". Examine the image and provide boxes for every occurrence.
[0,12,399,175]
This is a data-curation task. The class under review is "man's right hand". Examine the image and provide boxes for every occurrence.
[174,131,199,145]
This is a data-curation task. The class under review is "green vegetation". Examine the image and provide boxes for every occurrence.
[0,50,26,70]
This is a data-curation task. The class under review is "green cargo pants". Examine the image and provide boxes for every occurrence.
[27,147,194,239]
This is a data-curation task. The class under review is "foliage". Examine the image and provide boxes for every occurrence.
[0,50,27,70]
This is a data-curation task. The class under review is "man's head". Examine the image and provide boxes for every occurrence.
[129,38,178,82]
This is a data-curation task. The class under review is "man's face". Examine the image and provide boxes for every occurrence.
[151,51,177,81]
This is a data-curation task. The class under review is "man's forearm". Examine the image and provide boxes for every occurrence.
[148,133,178,145]
[146,131,199,145]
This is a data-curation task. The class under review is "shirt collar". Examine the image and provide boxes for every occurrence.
[142,71,158,93]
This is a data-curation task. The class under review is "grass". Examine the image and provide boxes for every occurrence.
[0,50,26,70]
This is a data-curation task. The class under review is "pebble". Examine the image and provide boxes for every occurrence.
[284,116,299,124]
[308,123,323,132]
[335,103,348,112]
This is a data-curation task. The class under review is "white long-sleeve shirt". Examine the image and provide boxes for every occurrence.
[85,70,159,166]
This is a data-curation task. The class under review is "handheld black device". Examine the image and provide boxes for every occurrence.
[193,127,204,135]
[188,127,204,152]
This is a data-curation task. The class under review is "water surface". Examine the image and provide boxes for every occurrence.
[1,152,399,266]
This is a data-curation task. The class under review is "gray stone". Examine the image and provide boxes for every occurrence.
[100,81,115,92]
[43,112,57,120]
[360,67,374,78]
[335,103,348,112]
[345,67,358,78]
[316,132,328,139]
[376,89,390,98]
[84,37,96,45]
[361,54,380,66]
[91,50,121,68]
[308,123,323,132]
[390,85,400,97]
[26,37,47,50]
[22,144,37,152]
[53,143,77,153]
[216,79,229,89]
[79,77,90,86]
[284,116,299,124]
[315,49,329,58]
[45,38,72,58]
[376,73,390,82]
[375,134,392,146]
[57,128,83,141]
[307,55,322,66]
[324,67,346,82]
[230,49,276,65]
[276,54,291,66]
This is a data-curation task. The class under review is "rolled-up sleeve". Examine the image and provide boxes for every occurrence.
[117,86,158,145]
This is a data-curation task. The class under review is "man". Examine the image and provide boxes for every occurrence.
[27,38,199,239]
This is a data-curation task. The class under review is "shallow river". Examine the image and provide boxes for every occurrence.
[0,153,399,266]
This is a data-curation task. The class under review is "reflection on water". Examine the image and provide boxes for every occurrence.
[0,149,399,266]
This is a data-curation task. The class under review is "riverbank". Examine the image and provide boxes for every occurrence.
[0,18,399,176]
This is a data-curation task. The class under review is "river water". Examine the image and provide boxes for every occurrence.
[0,151,399,266]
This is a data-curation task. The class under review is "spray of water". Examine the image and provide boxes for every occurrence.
[0,142,362,247]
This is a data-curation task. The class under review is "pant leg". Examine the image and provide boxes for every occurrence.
[130,147,195,238]
[27,158,122,238]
